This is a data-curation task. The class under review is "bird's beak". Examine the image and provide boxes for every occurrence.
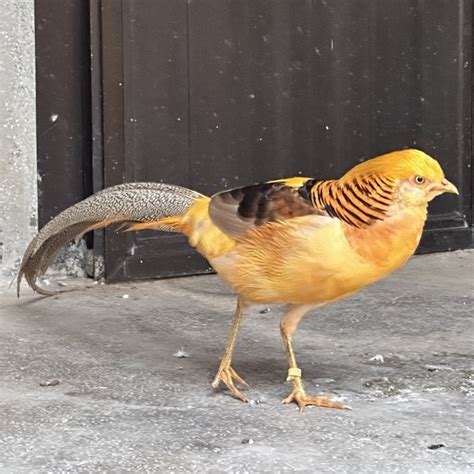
[440,178,459,195]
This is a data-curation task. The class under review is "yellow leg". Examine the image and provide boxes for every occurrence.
[280,304,350,411]
[211,297,249,402]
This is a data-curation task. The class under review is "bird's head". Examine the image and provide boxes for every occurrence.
[341,149,459,206]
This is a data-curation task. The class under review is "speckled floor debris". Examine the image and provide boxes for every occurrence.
[0,250,473,473]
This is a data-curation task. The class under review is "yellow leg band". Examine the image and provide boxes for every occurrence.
[287,367,302,381]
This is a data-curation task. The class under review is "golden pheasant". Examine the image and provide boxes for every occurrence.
[17,149,458,410]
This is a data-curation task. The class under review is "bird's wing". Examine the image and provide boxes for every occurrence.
[208,177,329,238]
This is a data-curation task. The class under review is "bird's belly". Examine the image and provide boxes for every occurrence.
[210,229,384,305]
[211,253,378,304]
[210,217,421,305]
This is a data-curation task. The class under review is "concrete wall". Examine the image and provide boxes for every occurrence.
[0,0,37,289]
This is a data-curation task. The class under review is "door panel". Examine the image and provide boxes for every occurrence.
[188,0,373,193]
[102,0,211,280]
[99,0,472,282]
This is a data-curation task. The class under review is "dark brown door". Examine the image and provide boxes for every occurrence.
[35,0,471,281]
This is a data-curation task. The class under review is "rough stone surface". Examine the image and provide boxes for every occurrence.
[0,0,37,287]
[0,250,473,472]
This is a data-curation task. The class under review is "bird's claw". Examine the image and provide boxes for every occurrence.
[283,381,351,412]
[212,365,249,402]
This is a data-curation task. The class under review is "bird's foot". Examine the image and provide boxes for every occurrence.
[211,364,249,402]
[283,373,350,412]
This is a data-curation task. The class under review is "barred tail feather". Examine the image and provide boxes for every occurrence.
[17,182,203,296]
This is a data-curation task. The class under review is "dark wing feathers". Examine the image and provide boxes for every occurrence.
[209,180,325,238]
[208,174,396,237]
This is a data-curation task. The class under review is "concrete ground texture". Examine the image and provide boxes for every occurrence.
[0,250,473,472]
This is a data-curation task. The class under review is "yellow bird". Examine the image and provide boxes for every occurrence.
[17,149,459,410]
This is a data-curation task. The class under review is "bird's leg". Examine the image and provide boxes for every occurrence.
[211,297,249,402]
[280,304,349,411]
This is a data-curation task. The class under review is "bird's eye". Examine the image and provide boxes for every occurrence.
[414,176,425,185]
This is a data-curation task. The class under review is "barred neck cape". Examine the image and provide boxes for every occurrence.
[306,175,397,229]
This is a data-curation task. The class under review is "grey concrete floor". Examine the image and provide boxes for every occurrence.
[0,250,473,473]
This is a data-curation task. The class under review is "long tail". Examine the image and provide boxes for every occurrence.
[17,182,204,296]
